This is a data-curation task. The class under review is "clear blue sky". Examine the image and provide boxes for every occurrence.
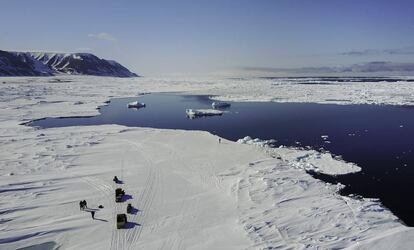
[1,0,414,75]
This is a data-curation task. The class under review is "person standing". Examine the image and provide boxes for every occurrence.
[91,211,95,220]
[79,201,83,210]
[83,200,87,209]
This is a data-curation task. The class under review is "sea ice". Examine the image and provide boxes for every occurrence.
[127,101,146,108]
[1,75,413,249]
[185,108,223,118]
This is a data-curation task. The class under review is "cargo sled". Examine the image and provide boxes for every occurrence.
[117,214,127,229]
[115,188,125,202]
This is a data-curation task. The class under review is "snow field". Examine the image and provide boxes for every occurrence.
[1,76,414,249]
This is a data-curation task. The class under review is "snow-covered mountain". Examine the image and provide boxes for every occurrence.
[0,50,54,76]
[0,50,138,77]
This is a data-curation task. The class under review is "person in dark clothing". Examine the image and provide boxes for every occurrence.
[83,200,87,208]
[219,138,221,144]
[91,211,95,219]
[79,201,83,210]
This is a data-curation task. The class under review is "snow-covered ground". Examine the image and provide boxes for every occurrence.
[1,76,414,249]
[209,76,414,106]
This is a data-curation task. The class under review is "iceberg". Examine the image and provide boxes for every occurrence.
[127,101,146,109]
[186,108,223,118]
[212,101,231,109]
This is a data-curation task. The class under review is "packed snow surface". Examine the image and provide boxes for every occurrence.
[1,76,414,249]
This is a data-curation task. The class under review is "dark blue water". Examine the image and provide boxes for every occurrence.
[29,94,414,226]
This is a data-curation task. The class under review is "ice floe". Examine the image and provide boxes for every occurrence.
[127,101,146,108]
[185,108,223,118]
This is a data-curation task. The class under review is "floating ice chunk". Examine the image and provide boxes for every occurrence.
[186,109,223,118]
[238,136,252,143]
[212,101,231,109]
[321,135,329,140]
[336,182,346,191]
[127,101,146,108]
[236,136,277,147]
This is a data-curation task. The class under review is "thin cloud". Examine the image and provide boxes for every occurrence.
[340,49,380,56]
[341,46,414,56]
[4,48,69,53]
[76,47,93,52]
[88,32,116,41]
[242,62,414,74]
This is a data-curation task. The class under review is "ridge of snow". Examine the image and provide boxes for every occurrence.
[237,136,361,175]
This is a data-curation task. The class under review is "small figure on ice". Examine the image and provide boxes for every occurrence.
[113,176,122,184]
[219,138,221,144]
[91,211,95,220]
[79,200,88,210]
[127,203,133,214]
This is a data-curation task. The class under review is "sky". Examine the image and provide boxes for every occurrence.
[1,0,414,76]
